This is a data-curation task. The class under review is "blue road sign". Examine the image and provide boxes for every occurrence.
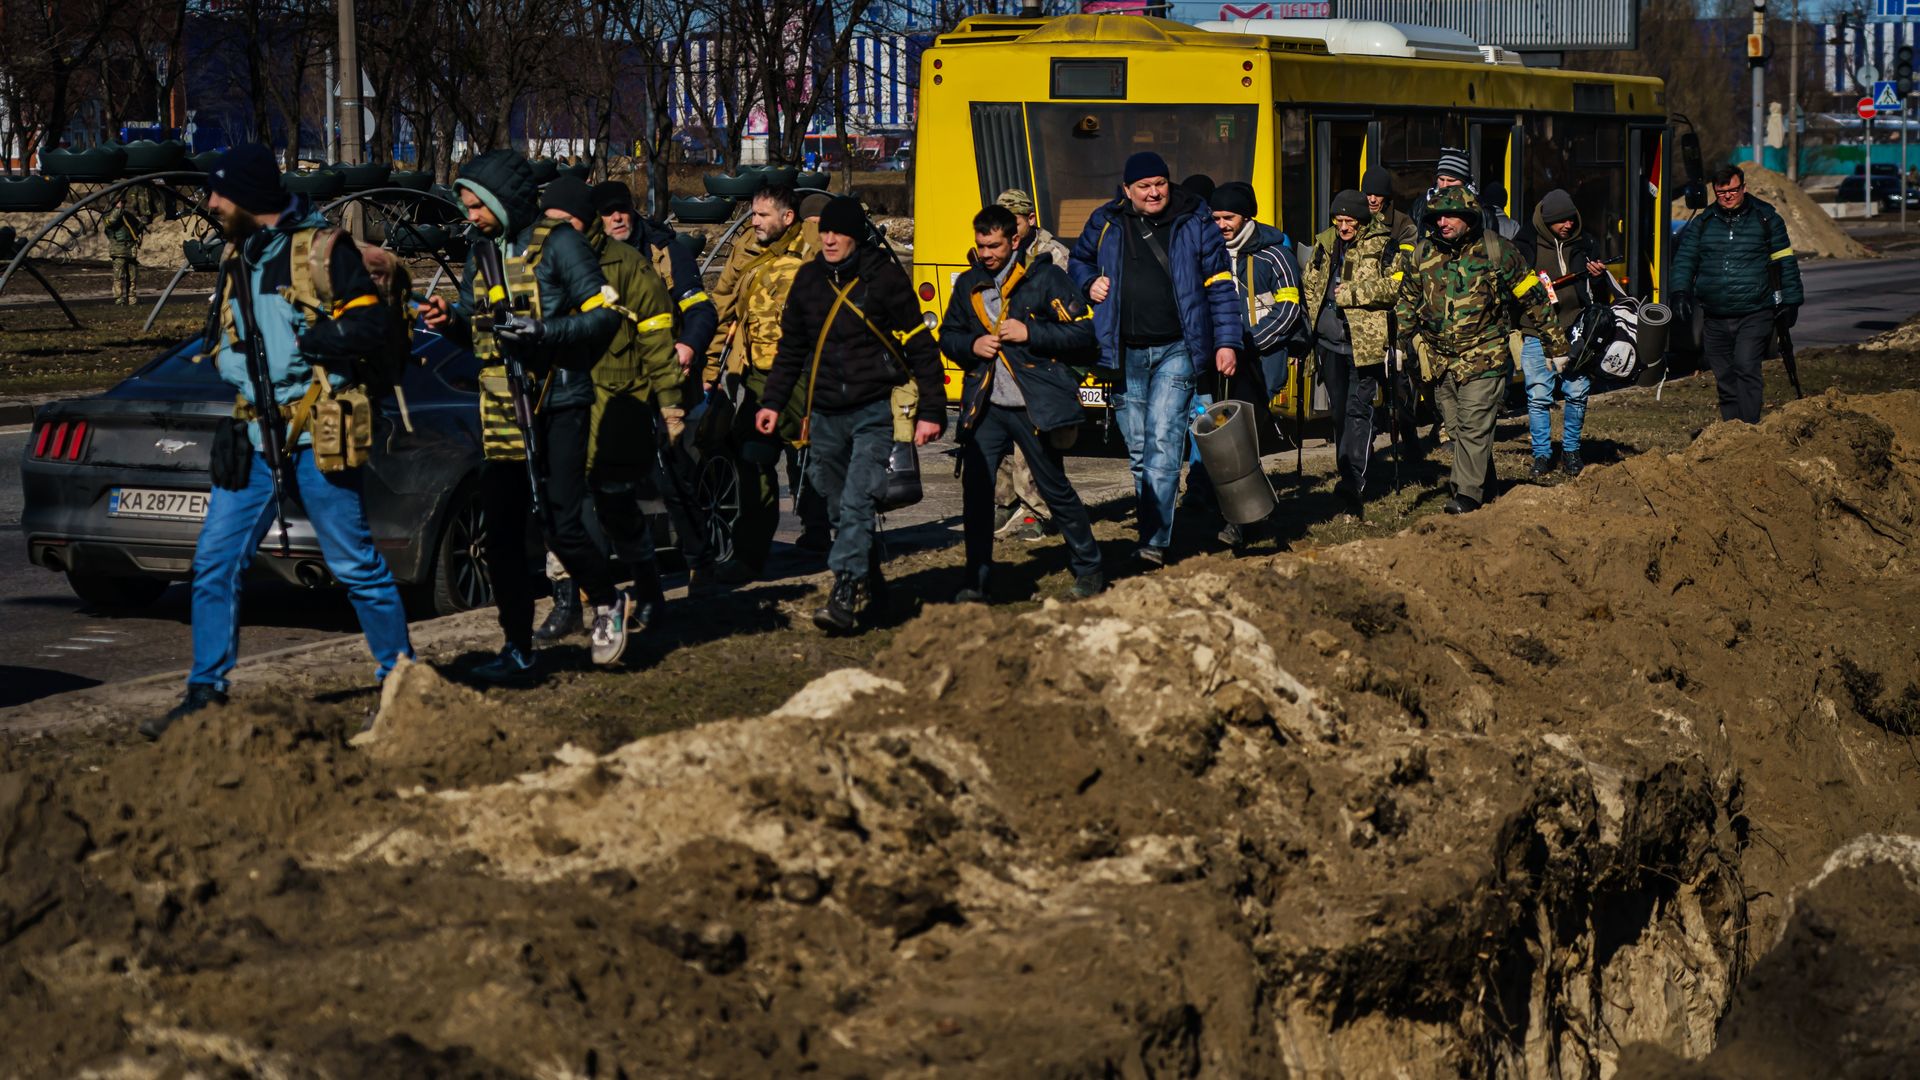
[1875,80,1905,112]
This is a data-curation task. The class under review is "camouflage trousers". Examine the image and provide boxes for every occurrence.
[111,257,136,303]
[994,445,1050,523]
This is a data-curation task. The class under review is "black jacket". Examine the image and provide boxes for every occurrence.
[1670,195,1804,317]
[1513,207,1601,333]
[937,245,1096,433]
[636,217,719,357]
[762,243,946,424]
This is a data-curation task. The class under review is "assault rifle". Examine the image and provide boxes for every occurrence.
[226,256,293,556]
[468,234,547,520]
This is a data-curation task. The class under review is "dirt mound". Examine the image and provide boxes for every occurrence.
[1671,164,1873,260]
[1,210,206,269]
[5,392,1920,1076]
[1860,309,1920,351]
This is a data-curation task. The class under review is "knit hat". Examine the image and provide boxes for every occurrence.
[1180,173,1216,201]
[818,195,866,238]
[798,192,831,220]
[1435,148,1470,182]
[1329,189,1371,224]
[541,176,597,227]
[1361,167,1395,198]
[1538,188,1578,224]
[1123,151,1171,186]
[207,144,286,215]
[996,188,1036,215]
[592,180,636,215]
[1211,181,1256,219]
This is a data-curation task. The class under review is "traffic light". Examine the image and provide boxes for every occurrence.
[1899,44,1915,97]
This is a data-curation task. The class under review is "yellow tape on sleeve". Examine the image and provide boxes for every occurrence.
[678,291,711,310]
[1511,274,1540,298]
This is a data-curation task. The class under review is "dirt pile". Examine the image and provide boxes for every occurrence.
[1859,308,1920,351]
[5,392,1920,1077]
[1671,163,1873,260]
[1,210,206,269]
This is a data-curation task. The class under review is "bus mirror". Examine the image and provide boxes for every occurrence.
[1076,115,1101,136]
[1680,131,1704,184]
[1683,180,1708,211]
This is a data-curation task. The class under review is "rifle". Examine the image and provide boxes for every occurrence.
[1776,316,1804,400]
[468,235,547,520]
[226,256,294,556]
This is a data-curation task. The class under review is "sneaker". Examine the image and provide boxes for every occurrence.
[590,599,629,666]
[140,684,228,740]
[1070,571,1106,599]
[713,558,757,585]
[626,586,663,634]
[1443,494,1481,515]
[1562,452,1585,476]
[1530,455,1554,477]
[795,527,833,553]
[992,505,1019,535]
[533,580,583,643]
[473,642,539,683]
[1217,521,1244,547]
[1135,545,1166,569]
[1019,517,1053,542]
[812,572,864,634]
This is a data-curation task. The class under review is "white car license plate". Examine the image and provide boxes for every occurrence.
[1078,385,1107,407]
[109,487,209,522]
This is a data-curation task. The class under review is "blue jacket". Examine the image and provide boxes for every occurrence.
[1067,187,1242,374]
[1225,221,1303,355]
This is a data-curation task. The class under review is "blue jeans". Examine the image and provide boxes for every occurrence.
[189,449,413,692]
[1115,342,1194,551]
[806,399,894,578]
[1521,335,1590,458]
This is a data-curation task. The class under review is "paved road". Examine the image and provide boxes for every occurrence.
[2,254,1911,712]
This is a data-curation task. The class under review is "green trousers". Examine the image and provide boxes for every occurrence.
[1433,370,1505,503]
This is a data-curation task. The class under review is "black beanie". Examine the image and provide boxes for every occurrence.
[207,144,285,215]
[1538,188,1578,224]
[1180,173,1216,201]
[541,176,597,226]
[592,180,636,216]
[1124,151,1170,186]
[1361,167,1395,198]
[1211,181,1256,218]
[1329,189,1372,224]
[818,195,866,239]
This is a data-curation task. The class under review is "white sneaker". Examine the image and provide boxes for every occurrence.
[590,598,629,666]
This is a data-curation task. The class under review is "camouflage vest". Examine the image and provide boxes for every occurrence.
[476,220,554,461]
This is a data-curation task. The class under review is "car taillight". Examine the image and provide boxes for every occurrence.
[46,421,69,459]
[33,422,54,458]
[66,420,88,461]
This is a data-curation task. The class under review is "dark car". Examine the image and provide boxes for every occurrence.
[22,329,494,613]
[1835,164,1907,208]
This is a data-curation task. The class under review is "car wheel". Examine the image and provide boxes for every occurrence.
[698,453,741,566]
[427,484,492,616]
[67,571,168,609]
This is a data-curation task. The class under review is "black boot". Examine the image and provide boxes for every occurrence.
[140,684,228,740]
[533,578,583,643]
[812,572,865,634]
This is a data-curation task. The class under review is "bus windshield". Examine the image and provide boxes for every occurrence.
[1026,104,1258,243]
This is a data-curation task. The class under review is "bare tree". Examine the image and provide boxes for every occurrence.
[0,0,117,167]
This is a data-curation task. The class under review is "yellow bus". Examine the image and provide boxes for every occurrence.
[909,13,1669,415]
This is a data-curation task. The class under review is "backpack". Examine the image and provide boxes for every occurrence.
[283,227,419,413]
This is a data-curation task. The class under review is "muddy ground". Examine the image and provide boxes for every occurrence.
[5,343,1920,1076]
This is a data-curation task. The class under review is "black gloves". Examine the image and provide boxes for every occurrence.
[1775,304,1799,329]
[495,313,546,346]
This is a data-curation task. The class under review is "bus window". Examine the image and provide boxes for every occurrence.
[1026,103,1258,243]
[971,103,1034,211]
[1315,117,1368,232]
[1278,108,1311,246]
[1470,119,1515,206]
[1523,115,1626,263]
[1378,112,1464,217]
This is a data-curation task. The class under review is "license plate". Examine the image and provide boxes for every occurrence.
[109,487,209,521]
[1078,385,1107,407]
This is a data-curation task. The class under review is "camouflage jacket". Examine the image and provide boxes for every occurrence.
[1300,219,1396,365]
[1025,226,1070,270]
[1393,188,1568,382]
[705,222,814,382]
[102,208,141,258]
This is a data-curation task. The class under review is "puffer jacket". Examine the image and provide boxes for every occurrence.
[1067,185,1240,375]
[1513,196,1602,332]
[1669,194,1804,317]
[1223,220,1302,355]
[1301,218,1397,366]
[761,242,947,425]
[448,149,620,409]
[937,243,1096,434]
[1393,186,1568,382]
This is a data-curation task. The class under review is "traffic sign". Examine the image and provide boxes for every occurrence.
[1859,63,1882,89]
[1875,81,1905,112]
[1860,97,1880,120]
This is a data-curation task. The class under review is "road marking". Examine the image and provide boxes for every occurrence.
[0,424,29,435]
[70,636,120,644]
[43,644,94,651]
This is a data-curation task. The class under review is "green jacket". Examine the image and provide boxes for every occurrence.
[1669,194,1804,318]
[1301,218,1396,365]
[588,222,681,406]
[102,208,141,259]
[1393,187,1568,382]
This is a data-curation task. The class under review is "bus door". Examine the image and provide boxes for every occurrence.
[1627,123,1665,299]
[1314,116,1369,232]
[1469,118,1517,216]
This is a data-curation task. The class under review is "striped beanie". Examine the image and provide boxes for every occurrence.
[1435,149,1470,182]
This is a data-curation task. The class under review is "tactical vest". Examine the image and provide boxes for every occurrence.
[475,221,552,462]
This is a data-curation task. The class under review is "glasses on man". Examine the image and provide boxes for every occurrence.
[1714,185,1745,198]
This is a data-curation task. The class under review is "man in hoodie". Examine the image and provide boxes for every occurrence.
[420,150,622,680]
[755,196,947,633]
[1069,151,1241,568]
[1513,188,1608,476]
[1394,187,1567,514]
[939,203,1103,602]
[1302,190,1397,516]
[144,144,411,738]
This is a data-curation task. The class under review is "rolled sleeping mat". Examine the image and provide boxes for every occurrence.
[1636,302,1672,385]
[1191,400,1275,525]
